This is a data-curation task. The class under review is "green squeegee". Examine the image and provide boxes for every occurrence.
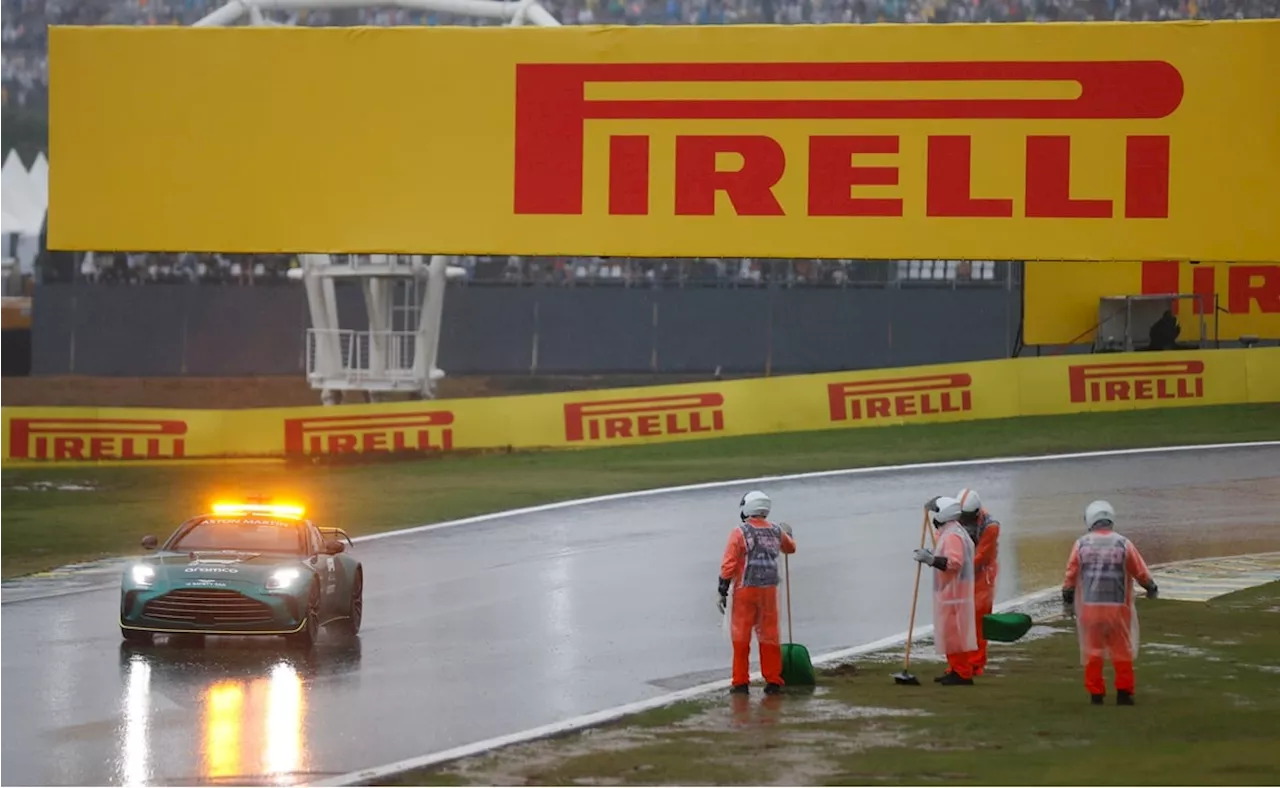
[982,612,1035,643]
[780,553,816,686]
[781,642,816,686]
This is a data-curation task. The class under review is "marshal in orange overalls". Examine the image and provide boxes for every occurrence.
[1063,524,1155,700]
[720,517,797,688]
[969,510,1000,675]
[931,521,979,680]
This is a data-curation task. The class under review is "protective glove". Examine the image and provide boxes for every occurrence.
[780,522,793,537]
[924,496,941,512]
[718,577,731,614]
[1062,587,1075,616]
[717,594,726,615]
[1145,582,1159,600]
[912,548,934,565]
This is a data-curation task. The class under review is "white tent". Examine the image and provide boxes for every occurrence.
[29,152,49,214]
[1,150,48,278]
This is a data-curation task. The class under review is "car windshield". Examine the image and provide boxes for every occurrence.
[169,516,305,554]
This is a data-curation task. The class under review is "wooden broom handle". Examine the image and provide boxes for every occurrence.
[785,552,793,645]
[903,507,930,668]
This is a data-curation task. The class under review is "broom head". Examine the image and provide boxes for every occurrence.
[781,643,816,686]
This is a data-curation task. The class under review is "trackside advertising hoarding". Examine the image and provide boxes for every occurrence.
[4,348,1277,465]
[48,21,1280,261]
[1025,261,1280,345]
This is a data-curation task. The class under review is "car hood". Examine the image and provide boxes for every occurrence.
[141,551,303,584]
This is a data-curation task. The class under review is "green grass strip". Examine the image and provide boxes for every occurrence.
[3,403,1278,578]
[382,580,1280,786]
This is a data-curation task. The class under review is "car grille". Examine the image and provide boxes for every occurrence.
[143,589,274,627]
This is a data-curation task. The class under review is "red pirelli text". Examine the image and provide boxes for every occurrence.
[1142,262,1280,316]
[1067,360,1205,403]
[8,418,187,461]
[283,412,455,456]
[828,373,973,421]
[564,393,725,442]
[514,61,1183,221]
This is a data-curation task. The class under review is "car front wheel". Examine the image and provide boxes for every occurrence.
[329,567,363,637]
[285,581,321,649]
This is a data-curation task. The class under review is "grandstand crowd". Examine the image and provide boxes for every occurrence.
[61,252,1006,287]
[5,0,1278,110]
[4,0,1275,289]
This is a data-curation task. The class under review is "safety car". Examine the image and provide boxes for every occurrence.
[119,501,363,648]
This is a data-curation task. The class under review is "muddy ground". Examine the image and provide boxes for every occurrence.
[383,580,1280,786]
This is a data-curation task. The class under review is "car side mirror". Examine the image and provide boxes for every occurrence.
[141,535,158,550]
[323,539,345,555]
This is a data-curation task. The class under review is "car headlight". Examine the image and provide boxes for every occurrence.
[266,568,301,590]
[131,564,155,587]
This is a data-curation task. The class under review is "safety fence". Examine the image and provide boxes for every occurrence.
[30,284,1019,377]
[4,348,1277,465]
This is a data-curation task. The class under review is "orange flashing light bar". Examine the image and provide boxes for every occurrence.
[211,502,306,519]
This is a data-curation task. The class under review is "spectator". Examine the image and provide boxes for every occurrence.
[1148,309,1181,350]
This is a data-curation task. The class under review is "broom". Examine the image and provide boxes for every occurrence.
[779,548,815,686]
[892,506,931,685]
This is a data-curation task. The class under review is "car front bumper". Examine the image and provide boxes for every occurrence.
[120,583,308,635]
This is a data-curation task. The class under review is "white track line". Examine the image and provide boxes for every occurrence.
[314,552,1280,787]
[317,550,1280,788]
[308,588,1035,788]
[309,451,1280,788]
[4,441,1277,606]
[0,585,122,605]
[348,440,1280,543]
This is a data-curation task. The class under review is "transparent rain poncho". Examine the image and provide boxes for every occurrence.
[1067,530,1150,664]
[931,521,978,656]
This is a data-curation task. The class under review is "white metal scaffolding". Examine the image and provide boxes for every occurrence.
[193,0,560,27]
[302,255,452,404]
[191,0,558,404]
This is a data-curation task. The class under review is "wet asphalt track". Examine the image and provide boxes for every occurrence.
[4,444,1280,786]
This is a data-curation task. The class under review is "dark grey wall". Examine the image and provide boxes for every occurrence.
[31,284,1019,377]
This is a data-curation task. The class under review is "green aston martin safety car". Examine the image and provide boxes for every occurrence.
[119,502,363,648]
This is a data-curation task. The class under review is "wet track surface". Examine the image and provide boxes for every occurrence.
[4,445,1280,786]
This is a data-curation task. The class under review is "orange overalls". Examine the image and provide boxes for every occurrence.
[720,517,797,687]
[1063,529,1153,697]
[933,522,979,679]
[970,510,1000,675]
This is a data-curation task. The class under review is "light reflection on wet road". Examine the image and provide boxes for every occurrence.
[3,445,1278,785]
[114,642,332,785]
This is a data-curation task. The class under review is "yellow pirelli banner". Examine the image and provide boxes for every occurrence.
[1025,261,1280,345]
[48,21,1280,261]
[3,348,1277,465]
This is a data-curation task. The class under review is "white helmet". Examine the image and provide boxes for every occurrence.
[930,496,963,526]
[1085,500,1116,530]
[956,488,982,514]
[740,490,771,520]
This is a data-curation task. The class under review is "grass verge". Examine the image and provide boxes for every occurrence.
[3,403,1278,578]
[380,581,1280,786]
